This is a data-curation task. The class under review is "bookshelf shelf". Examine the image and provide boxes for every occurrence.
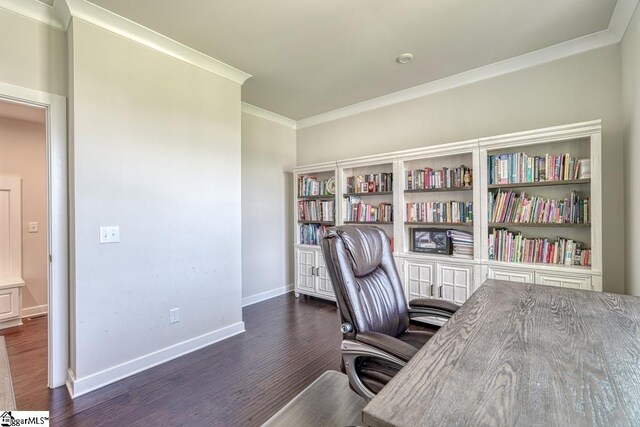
[489,222,590,228]
[397,251,476,263]
[297,220,336,226]
[343,191,393,197]
[405,222,473,227]
[344,221,393,225]
[487,179,590,190]
[298,195,335,201]
[485,259,592,272]
[404,187,472,194]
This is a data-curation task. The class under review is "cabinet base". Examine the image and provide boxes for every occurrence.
[0,318,22,330]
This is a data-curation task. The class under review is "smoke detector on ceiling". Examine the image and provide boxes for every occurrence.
[396,53,414,64]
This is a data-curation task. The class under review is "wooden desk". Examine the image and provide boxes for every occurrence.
[363,279,640,426]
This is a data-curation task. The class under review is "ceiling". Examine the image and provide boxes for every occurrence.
[86,0,618,120]
[0,99,45,124]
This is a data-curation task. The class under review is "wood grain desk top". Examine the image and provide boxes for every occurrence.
[362,279,640,426]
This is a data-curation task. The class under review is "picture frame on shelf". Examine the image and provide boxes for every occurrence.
[411,228,451,255]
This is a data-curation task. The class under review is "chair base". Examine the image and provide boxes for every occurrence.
[262,370,366,427]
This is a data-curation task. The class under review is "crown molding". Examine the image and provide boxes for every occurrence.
[61,0,251,85]
[478,119,602,148]
[0,0,251,85]
[296,30,619,129]
[609,0,640,39]
[3,0,637,123]
[0,0,65,29]
[296,0,639,129]
[242,102,297,129]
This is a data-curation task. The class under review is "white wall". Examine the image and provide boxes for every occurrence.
[0,116,48,315]
[241,113,296,305]
[298,45,625,294]
[0,7,67,96]
[622,6,640,296]
[67,19,244,389]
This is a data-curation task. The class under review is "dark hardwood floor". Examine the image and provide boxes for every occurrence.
[3,294,342,426]
[1,315,49,410]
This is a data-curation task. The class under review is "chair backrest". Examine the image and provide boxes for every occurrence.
[321,226,409,338]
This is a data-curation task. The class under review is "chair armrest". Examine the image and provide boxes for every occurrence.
[408,299,460,326]
[356,331,417,363]
[409,298,460,314]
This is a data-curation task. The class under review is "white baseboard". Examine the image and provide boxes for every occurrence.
[21,304,48,318]
[242,285,294,307]
[66,321,245,398]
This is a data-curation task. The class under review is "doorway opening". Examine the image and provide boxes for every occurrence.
[0,82,68,403]
[0,99,49,407]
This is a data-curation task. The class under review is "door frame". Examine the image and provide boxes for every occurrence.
[0,81,68,388]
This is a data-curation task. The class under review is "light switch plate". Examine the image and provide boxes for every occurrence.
[99,226,120,244]
[28,222,39,233]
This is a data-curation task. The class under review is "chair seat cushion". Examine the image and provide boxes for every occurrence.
[396,330,435,350]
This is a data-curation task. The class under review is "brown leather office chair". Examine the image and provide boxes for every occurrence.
[321,225,459,400]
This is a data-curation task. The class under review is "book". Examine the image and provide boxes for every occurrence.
[344,196,393,222]
[488,152,581,185]
[488,190,589,224]
[406,165,472,190]
[406,201,472,223]
[298,175,332,197]
[488,228,591,266]
[346,173,392,193]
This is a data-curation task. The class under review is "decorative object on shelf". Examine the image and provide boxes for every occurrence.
[406,165,472,190]
[411,228,451,255]
[326,177,336,195]
[578,159,591,179]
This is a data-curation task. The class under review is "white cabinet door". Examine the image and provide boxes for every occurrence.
[405,260,435,300]
[0,288,19,321]
[535,272,592,290]
[315,251,334,297]
[487,266,534,283]
[296,248,316,292]
[438,263,472,304]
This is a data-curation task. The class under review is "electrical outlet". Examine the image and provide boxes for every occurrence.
[99,226,120,244]
[169,308,180,324]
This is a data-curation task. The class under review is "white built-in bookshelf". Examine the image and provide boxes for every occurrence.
[292,120,602,304]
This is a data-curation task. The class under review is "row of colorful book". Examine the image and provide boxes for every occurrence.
[299,224,329,245]
[406,165,472,190]
[406,201,473,224]
[488,152,582,185]
[346,173,392,193]
[298,175,331,197]
[344,197,393,222]
[488,190,589,224]
[297,200,335,222]
[488,228,591,266]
